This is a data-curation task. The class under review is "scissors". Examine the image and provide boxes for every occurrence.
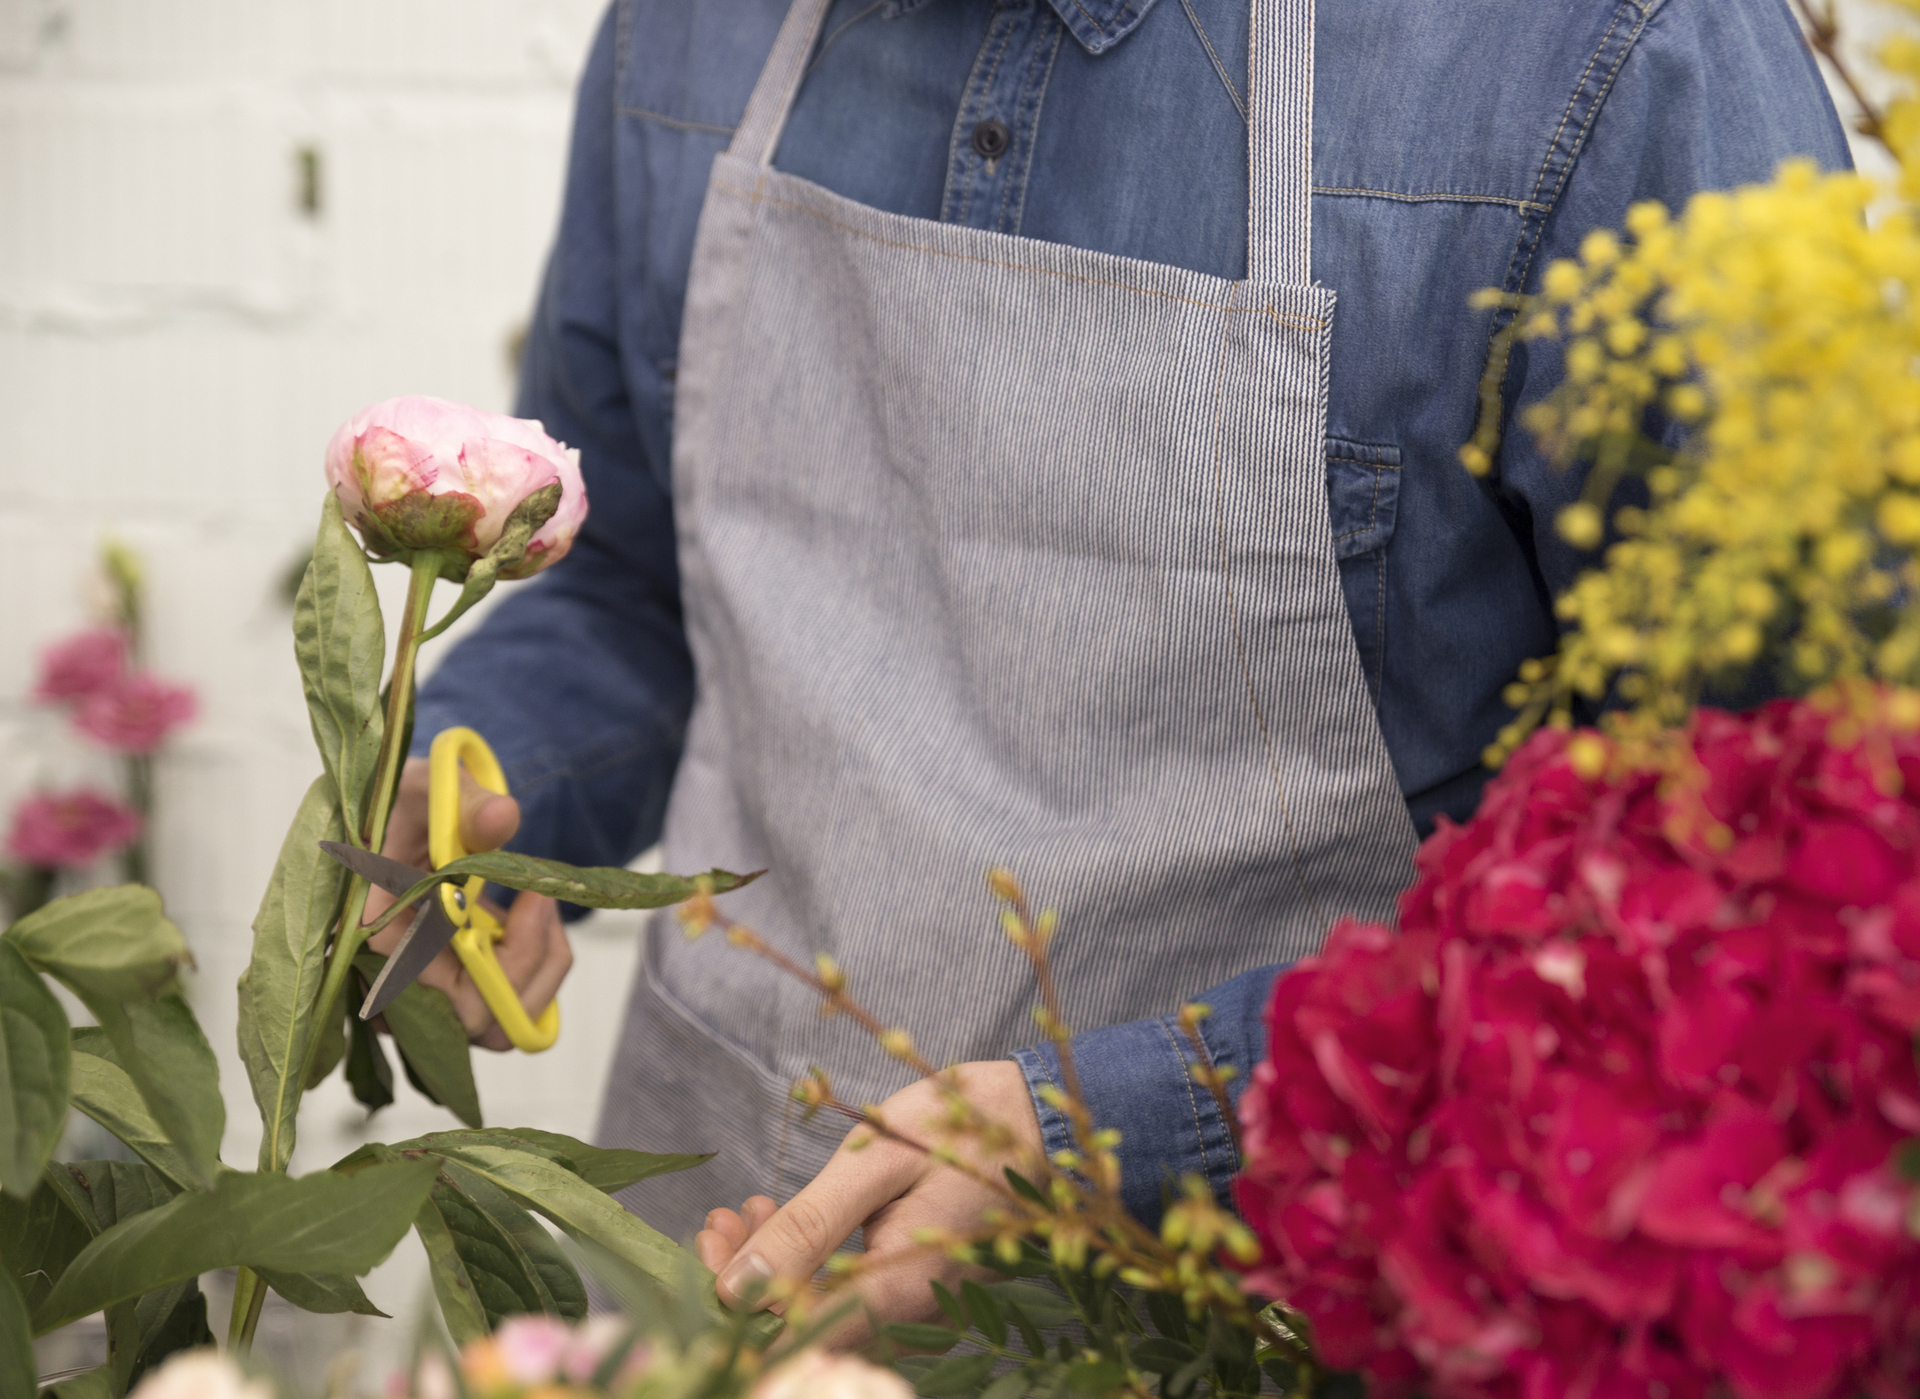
[320,726,560,1053]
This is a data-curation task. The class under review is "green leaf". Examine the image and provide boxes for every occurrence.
[413,1181,490,1344]
[1128,1339,1197,1376]
[1141,1290,1190,1345]
[0,1175,91,1316]
[916,1351,997,1396]
[6,886,189,1002]
[423,1159,587,1332]
[240,774,350,1172]
[1064,1359,1125,1396]
[391,1127,708,1194]
[415,1142,715,1320]
[42,1369,114,1399]
[370,854,761,922]
[988,1282,1077,1330]
[124,1279,214,1391]
[33,1157,441,1332]
[930,1280,966,1328]
[1167,1352,1211,1397]
[963,1279,1007,1349]
[66,1050,199,1192]
[258,1267,387,1317]
[0,939,69,1195]
[355,952,481,1128]
[886,1322,964,1353]
[85,995,223,1191]
[345,1009,395,1113]
[978,1371,1032,1399]
[0,1266,33,1399]
[1896,1137,1920,1183]
[296,491,387,840]
[305,979,349,1090]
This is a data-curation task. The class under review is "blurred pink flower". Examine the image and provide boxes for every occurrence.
[32,627,127,703]
[326,395,589,580]
[751,1351,916,1399]
[5,789,141,868]
[73,672,197,754]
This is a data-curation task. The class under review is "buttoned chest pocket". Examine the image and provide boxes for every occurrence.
[1325,438,1401,706]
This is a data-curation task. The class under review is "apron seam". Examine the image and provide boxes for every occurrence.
[1205,278,1325,927]
[712,176,1328,330]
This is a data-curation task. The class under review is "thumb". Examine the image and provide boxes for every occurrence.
[458,766,520,853]
[716,1135,924,1308]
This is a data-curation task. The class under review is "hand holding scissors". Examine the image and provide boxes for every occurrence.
[336,728,572,1053]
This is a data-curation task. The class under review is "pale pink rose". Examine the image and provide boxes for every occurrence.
[6,789,141,867]
[72,672,197,754]
[128,1349,276,1399]
[33,627,128,702]
[751,1350,917,1399]
[325,395,588,579]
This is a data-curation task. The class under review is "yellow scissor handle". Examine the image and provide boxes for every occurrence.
[428,727,559,1053]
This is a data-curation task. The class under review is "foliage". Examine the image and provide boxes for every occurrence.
[1460,5,1920,762]
[1,473,749,1395]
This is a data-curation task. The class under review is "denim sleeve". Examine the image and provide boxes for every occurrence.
[412,5,694,892]
[1010,963,1282,1233]
[1491,0,1853,614]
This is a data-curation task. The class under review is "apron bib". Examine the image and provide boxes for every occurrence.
[597,0,1416,1241]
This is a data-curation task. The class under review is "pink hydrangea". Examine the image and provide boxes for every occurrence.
[73,672,197,754]
[6,789,141,868]
[32,627,127,703]
[1237,688,1920,1399]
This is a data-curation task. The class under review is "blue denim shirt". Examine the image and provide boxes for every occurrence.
[415,0,1847,1228]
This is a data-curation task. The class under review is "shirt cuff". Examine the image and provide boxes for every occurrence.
[1011,1018,1238,1233]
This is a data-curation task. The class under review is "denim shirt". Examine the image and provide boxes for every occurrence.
[415,0,1847,1228]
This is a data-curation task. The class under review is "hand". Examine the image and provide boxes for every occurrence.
[363,756,573,1052]
[695,1060,1043,1346]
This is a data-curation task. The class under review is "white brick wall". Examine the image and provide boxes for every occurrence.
[2,0,622,1383]
[0,0,1891,1386]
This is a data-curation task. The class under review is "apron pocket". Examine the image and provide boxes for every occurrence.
[1326,438,1401,704]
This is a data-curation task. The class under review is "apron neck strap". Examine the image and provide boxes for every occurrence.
[1247,0,1316,285]
[730,0,835,168]
[732,0,1316,285]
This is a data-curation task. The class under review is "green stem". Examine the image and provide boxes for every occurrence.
[238,553,441,1349]
[228,1266,266,1353]
[124,753,151,888]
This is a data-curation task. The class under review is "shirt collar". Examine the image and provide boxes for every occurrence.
[885,0,1166,56]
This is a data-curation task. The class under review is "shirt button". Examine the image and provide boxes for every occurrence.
[971,118,1011,160]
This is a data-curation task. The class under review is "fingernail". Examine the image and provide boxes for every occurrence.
[719,1250,772,1298]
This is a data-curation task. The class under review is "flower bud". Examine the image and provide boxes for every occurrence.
[325,395,588,579]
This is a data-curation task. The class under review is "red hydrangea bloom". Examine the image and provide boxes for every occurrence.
[5,789,141,868]
[31,628,127,703]
[73,673,197,754]
[1236,690,1920,1399]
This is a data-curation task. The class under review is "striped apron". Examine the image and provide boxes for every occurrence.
[596,0,1417,1242]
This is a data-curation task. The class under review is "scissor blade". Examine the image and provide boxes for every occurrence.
[319,841,433,900]
[360,898,460,1021]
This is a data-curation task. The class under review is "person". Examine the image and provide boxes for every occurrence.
[374,0,1848,1336]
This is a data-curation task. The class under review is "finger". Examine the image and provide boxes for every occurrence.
[706,1207,749,1251]
[695,1228,738,1274]
[493,892,565,995]
[458,767,520,853]
[716,1133,924,1307]
[741,1195,777,1235]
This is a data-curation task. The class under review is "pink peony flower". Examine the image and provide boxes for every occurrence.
[32,627,127,703]
[73,672,197,754]
[6,789,141,867]
[1237,687,1920,1399]
[325,395,589,580]
[452,1314,651,1395]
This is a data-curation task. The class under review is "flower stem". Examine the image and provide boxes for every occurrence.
[238,554,441,1349]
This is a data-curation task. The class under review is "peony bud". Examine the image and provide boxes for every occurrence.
[129,1350,276,1399]
[751,1350,914,1399]
[325,395,588,580]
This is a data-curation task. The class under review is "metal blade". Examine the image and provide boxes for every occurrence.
[318,841,433,900]
[360,897,460,1021]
